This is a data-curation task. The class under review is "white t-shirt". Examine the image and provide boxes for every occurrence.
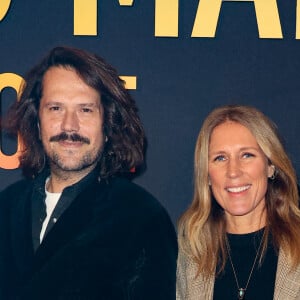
[40,180,61,242]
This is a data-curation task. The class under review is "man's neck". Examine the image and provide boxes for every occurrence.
[47,164,97,193]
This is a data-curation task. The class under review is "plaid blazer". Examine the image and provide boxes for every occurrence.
[177,248,300,300]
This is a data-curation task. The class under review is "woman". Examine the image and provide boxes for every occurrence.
[177,105,300,300]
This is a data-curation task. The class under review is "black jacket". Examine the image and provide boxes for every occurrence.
[0,175,177,299]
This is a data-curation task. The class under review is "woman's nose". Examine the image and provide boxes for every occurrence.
[226,158,242,178]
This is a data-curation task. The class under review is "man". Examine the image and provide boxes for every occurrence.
[0,46,177,299]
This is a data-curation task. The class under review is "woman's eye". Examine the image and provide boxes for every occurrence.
[214,155,226,162]
[242,152,254,158]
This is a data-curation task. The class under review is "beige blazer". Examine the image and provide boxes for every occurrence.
[177,249,300,300]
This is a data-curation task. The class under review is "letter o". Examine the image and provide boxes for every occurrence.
[0,73,24,169]
[0,0,11,21]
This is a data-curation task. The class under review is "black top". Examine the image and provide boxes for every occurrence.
[213,229,278,300]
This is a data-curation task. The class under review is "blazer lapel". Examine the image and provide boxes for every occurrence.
[274,250,300,300]
[176,250,214,300]
[32,178,109,271]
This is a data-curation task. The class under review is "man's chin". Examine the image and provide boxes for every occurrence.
[50,159,97,173]
[47,151,102,173]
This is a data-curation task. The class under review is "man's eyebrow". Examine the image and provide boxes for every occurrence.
[78,103,99,106]
[44,101,62,106]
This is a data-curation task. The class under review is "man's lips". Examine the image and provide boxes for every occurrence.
[58,140,84,147]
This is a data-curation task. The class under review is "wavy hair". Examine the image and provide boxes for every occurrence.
[178,104,300,276]
[5,46,145,178]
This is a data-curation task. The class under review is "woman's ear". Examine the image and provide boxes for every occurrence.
[268,164,276,179]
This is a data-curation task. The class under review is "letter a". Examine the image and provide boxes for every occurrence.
[192,0,282,39]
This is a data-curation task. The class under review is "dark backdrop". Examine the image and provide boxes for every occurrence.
[0,0,299,224]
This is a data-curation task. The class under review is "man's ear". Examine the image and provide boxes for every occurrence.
[37,122,41,139]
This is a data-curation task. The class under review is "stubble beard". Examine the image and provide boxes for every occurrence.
[47,148,103,180]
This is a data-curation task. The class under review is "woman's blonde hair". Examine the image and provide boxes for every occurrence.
[178,105,300,276]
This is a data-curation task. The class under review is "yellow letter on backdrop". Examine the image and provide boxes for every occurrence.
[296,0,300,39]
[74,0,135,35]
[155,0,179,37]
[192,0,282,39]
[0,73,24,169]
[74,0,97,35]
[0,0,11,21]
[120,76,137,90]
[119,0,179,37]
[119,0,134,5]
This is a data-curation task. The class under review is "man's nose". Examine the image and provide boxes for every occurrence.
[61,111,80,132]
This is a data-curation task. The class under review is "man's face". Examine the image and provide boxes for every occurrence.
[39,66,104,174]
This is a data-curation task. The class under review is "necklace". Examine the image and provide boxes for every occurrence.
[225,230,265,300]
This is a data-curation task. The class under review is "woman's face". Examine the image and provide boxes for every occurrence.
[208,121,274,231]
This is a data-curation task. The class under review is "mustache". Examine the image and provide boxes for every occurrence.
[49,132,90,144]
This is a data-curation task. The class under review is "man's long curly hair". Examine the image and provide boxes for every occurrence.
[5,46,145,179]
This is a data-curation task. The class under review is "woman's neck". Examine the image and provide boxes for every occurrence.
[226,212,267,234]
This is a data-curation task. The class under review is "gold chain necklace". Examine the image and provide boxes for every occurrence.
[225,230,265,300]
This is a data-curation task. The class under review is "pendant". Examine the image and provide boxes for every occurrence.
[238,288,246,300]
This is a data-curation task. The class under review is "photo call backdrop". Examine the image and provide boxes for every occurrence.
[0,0,300,224]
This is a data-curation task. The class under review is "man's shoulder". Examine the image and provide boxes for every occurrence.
[108,177,158,204]
[101,177,176,243]
[102,177,169,218]
[108,177,153,196]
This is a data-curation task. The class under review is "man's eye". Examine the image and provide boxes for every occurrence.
[82,108,93,113]
[49,106,60,111]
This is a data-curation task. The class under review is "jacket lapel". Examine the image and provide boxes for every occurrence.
[274,250,300,300]
[32,178,109,271]
[176,250,214,300]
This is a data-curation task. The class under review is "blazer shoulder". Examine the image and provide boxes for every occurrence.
[177,247,214,300]
[106,177,174,228]
[108,177,163,210]
[274,249,300,299]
